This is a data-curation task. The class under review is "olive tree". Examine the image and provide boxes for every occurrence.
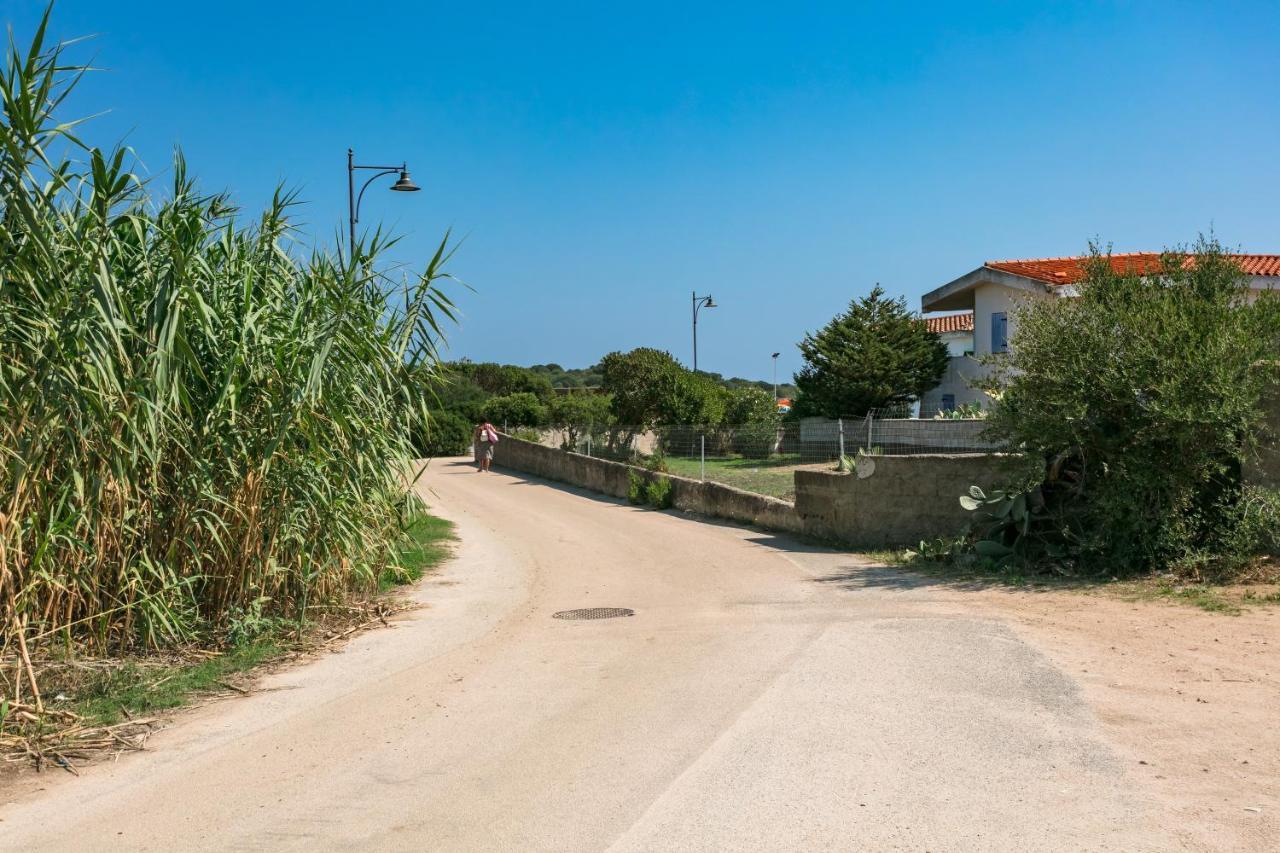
[983,239,1280,575]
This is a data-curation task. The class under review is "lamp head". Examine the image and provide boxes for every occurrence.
[704,296,717,308]
[390,170,421,192]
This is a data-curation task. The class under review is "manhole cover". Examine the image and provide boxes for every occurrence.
[553,608,635,620]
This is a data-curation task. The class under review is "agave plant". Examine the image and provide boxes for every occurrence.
[1,10,457,652]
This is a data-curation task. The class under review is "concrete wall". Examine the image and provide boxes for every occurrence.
[939,329,974,358]
[492,435,803,534]
[797,415,999,454]
[494,433,1032,548]
[919,356,991,415]
[972,282,1052,356]
[794,453,1037,548]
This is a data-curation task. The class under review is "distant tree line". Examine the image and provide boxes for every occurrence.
[417,353,785,457]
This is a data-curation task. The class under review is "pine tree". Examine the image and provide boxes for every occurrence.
[792,286,948,418]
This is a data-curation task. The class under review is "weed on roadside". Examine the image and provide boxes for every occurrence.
[3,512,456,770]
[379,514,456,591]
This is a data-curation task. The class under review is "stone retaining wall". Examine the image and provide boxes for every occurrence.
[794,454,1036,547]
[493,382,1280,546]
[491,435,802,535]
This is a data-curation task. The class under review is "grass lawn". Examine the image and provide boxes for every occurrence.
[663,454,811,501]
[57,513,456,727]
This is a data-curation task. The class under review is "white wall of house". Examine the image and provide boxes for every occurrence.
[939,330,973,357]
[972,283,1051,356]
[919,356,990,416]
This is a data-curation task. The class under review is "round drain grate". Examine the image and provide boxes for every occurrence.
[553,607,635,620]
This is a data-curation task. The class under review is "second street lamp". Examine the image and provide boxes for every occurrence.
[347,147,420,254]
[692,291,717,373]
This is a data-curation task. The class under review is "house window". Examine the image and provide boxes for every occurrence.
[991,312,1008,353]
[941,394,956,412]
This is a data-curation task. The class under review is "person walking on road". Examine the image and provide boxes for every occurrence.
[473,421,499,472]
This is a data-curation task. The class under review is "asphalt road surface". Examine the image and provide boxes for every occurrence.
[2,460,1173,851]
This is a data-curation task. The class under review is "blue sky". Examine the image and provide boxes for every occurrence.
[9,1,1280,381]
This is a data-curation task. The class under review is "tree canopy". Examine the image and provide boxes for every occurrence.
[791,286,948,418]
[983,239,1280,574]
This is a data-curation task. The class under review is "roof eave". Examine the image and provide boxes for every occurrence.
[922,266,1053,312]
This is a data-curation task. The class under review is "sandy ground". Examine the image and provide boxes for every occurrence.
[1,459,1275,851]
[976,589,1277,850]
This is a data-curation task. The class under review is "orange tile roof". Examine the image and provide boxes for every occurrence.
[986,253,1280,286]
[925,312,974,334]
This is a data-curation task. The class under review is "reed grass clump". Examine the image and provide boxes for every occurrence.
[1,12,456,653]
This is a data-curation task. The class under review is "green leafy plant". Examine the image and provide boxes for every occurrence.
[627,471,646,505]
[792,286,949,418]
[645,476,674,509]
[548,392,614,450]
[412,410,473,457]
[639,446,670,473]
[905,536,968,564]
[934,402,986,420]
[959,486,1057,566]
[982,239,1280,575]
[225,597,284,647]
[480,392,548,428]
[0,12,457,651]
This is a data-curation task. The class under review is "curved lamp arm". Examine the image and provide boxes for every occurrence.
[353,168,402,227]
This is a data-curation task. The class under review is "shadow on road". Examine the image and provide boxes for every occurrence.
[478,464,1079,597]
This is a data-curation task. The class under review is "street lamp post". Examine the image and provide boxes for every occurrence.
[691,291,717,372]
[771,352,780,402]
[347,148,421,254]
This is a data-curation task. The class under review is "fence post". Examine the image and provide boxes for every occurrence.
[586,432,592,457]
[837,418,845,460]
[866,411,873,451]
[700,433,706,481]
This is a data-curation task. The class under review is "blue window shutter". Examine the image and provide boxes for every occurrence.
[992,312,1007,353]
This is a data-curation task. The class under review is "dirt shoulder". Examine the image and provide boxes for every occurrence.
[964,586,1278,851]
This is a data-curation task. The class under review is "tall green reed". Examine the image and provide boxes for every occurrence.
[1,9,456,652]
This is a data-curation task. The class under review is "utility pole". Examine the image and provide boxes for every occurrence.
[771,352,780,401]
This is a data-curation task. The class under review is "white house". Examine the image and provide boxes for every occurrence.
[919,312,976,414]
[919,252,1280,414]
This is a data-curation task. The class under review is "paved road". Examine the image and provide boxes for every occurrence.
[2,460,1169,851]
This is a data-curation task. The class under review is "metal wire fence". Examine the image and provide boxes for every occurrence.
[517,411,1000,501]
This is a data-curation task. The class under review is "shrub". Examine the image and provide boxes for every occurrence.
[645,476,674,509]
[480,392,548,428]
[982,239,1280,575]
[1214,485,1280,568]
[639,446,669,473]
[412,411,473,457]
[627,470,646,505]
[725,387,779,458]
[548,392,613,450]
